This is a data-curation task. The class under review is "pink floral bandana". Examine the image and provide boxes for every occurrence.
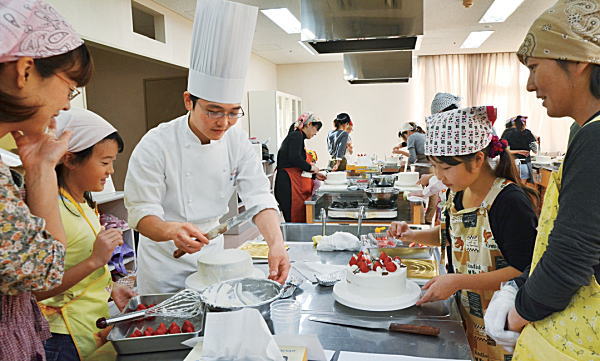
[425,106,497,156]
[0,0,83,63]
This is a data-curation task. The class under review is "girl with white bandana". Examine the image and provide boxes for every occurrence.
[389,106,538,361]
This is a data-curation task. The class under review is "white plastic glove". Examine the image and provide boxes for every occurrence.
[484,281,521,352]
[422,176,447,197]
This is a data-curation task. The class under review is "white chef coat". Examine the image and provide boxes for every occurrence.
[124,114,278,294]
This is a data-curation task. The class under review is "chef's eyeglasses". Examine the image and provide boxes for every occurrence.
[55,73,81,101]
[204,107,245,120]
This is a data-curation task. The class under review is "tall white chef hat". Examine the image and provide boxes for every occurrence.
[187,0,258,104]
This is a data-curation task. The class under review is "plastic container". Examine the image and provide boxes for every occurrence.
[269,299,301,335]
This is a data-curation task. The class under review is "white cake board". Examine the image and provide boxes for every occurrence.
[324,180,348,185]
[332,279,421,311]
[185,268,265,291]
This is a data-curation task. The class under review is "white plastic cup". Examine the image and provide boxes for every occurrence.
[270,299,301,335]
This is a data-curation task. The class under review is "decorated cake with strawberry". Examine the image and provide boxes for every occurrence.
[346,251,407,298]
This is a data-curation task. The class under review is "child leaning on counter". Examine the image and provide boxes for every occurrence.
[36,108,135,361]
[388,106,538,361]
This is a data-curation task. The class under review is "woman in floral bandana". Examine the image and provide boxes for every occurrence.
[389,106,539,361]
[484,1,600,360]
[0,0,94,359]
[275,112,325,222]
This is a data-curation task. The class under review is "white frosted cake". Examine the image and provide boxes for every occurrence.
[196,249,254,286]
[326,171,347,184]
[345,252,407,298]
[534,155,552,163]
[395,171,419,186]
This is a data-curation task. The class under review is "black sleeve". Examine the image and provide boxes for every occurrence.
[525,129,536,144]
[287,132,311,171]
[516,121,600,321]
[488,184,537,272]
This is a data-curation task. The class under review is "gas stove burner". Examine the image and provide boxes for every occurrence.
[368,200,395,209]
[330,200,360,209]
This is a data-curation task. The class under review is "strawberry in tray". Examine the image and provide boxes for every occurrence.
[376,235,397,248]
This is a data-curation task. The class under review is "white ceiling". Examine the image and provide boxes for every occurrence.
[154,0,556,64]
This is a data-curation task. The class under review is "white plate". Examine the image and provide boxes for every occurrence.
[184,268,265,291]
[332,279,421,311]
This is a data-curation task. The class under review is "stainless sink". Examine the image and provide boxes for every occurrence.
[280,223,385,242]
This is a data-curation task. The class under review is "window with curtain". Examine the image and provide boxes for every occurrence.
[416,52,572,153]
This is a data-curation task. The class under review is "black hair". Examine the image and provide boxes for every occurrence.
[514,116,526,131]
[0,44,94,123]
[288,121,323,134]
[334,113,351,129]
[57,132,124,213]
[441,104,459,112]
[428,146,539,209]
[556,60,600,99]
[189,93,200,108]
[401,122,425,137]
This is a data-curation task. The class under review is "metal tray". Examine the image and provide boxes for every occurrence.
[366,232,434,259]
[107,293,205,355]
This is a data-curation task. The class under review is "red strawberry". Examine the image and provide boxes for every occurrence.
[372,261,382,271]
[154,322,167,335]
[356,251,363,258]
[357,261,370,273]
[380,251,389,260]
[168,322,181,334]
[409,242,416,248]
[385,261,397,272]
[182,320,195,333]
[143,327,154,337]
[394,256,402,262]
[135,304,147,311]
[349,255,358,266]
[128,329,143,338]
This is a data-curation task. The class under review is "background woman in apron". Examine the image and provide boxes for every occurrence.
[36,109,135,361]
[327,113,351,171]
[389,106,538,361]
[485,1,600,359]
[501,116,537,184]
[275,112,324,223]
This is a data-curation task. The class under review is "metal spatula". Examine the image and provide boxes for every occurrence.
[96,289,203,329]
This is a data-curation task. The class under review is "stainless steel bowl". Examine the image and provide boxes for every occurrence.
[200,277,283,316]
[370,174,396,187]
[365,187,400,203]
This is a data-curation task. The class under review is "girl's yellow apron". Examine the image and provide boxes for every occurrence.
[39,189,113,360]
[446,177,515,361]
[513,118,600,361]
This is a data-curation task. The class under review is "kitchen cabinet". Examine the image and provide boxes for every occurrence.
[248,90,302,158]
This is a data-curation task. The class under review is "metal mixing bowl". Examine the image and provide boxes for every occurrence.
[365,187,400,203]
[200,277,283,316]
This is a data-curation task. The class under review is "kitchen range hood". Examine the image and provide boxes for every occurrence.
[300,0,423,54]
[343,51,412,84]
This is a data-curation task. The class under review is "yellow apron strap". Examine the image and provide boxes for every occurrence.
[59,188,99,236]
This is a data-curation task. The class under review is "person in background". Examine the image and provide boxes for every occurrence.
[306,149,322,195]
[345,122,354,156]
[275,113,324,222]
[501,117,515,139]
[37,108,135,361]
[430,92,461,114]
[394,121,428,174]
[389,106,538,361]
[0,1,94,359]
[392,131,408,155]
[327,112,351,171]
[484,1,600,359]
[501,116,537,183]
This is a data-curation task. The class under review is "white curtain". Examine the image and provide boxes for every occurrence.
[416,52,572,154]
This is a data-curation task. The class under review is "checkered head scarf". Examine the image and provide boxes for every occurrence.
[425,106,502,157]
[430,92,462,114]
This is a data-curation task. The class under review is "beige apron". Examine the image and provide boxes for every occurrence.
[446,178,514,361]
[512,116,600,360]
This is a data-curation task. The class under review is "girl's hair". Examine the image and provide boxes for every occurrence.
[514,116,526,131]
[0,44,94,123]
[57,132,124,214]
[428,145,539,208]
[557,60,600,99]
[401,122,425,136]
[334,113,351,129]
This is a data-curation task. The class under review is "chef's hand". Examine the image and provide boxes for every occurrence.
[267,243,290,284]
[90,228,123,268]
[315,172,327,181]
[416,274,463,305]
[484,281,522,352]
[387,221,419,243]
[111,283,137,312]
[169,222,209,254]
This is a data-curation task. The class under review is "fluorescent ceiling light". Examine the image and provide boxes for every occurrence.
[261,8,300,34]
[479,0,524,23]
[460,30,494,48]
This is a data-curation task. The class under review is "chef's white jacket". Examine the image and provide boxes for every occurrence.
[124,114,278,293]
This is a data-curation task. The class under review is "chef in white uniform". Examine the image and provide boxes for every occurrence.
[124,0,289,294]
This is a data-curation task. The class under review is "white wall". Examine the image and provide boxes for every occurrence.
[49,0,192,68]
[277,62,422,168]
[241,54,278,133]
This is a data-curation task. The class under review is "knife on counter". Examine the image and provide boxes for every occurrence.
[173,205,261,259]
[308,316,440,336]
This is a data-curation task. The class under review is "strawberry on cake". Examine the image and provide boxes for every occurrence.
[345,251,407,298]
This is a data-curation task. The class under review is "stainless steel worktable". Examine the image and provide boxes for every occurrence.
[90,239,472,360]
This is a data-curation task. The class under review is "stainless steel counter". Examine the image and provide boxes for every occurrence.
[92,224,472,361]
